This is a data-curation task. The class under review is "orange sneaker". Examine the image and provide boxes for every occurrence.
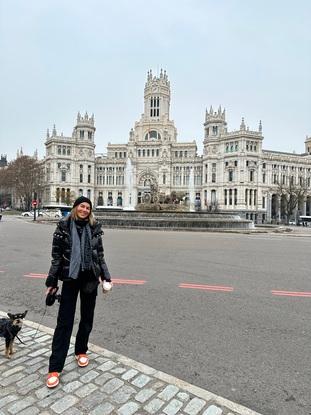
[75,354,89,367]
[46,372,60,388]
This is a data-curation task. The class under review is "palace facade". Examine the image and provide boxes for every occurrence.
[43,70,311,223]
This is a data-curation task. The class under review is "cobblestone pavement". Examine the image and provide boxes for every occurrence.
[0,316,262,415]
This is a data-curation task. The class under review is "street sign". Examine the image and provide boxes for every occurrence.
[32,200,38,207]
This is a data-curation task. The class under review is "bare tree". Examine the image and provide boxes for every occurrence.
[0,156,44,210]
[275,178,308,224]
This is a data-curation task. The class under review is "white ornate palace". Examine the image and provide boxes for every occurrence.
[43,70,311,223]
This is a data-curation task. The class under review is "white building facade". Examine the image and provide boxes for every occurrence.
[43,70,311,223]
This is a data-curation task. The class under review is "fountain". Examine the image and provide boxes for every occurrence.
[188,166,195,212]
[94,160,253,230]
[124,158,135,210]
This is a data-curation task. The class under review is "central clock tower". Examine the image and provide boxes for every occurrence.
[143,69,171,122]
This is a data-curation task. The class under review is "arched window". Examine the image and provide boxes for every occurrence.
[144,130,161,141]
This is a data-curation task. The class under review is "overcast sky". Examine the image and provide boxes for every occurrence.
[1,0,310,161]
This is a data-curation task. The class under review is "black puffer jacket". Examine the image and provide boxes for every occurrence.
[45,217,111,288]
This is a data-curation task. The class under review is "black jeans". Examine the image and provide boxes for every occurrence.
[49,277,98,373]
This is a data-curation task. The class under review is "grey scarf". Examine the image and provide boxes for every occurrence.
[68,220,93,279]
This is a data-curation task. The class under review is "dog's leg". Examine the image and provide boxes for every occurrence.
[9,339,15,356]
[5,338,11,359]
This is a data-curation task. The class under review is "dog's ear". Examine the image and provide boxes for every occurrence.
[7,313,13,319]
[23,310,28,318]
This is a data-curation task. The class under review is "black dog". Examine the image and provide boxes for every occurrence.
[0,311,27,358]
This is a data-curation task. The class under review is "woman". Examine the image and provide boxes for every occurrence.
[45,196,112,388]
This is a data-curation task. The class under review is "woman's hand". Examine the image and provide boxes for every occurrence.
[99,278,112,293]
[46,287,58,296]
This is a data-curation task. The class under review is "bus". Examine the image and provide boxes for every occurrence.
[42,204,72,217]
[299,216,311,226]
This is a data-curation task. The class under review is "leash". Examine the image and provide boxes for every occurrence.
[15,332,26,345]
[32,306,48,339]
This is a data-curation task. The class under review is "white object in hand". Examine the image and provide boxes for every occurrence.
[102,281,112,292]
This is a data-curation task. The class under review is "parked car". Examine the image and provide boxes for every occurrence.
[21,211,34,217]
[21,209,61,218]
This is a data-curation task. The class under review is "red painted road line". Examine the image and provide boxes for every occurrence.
[179,283,233,292]
[0,270,5,273]
[271,290,311,298]
[24,273,47,278]
[112,279,146,285]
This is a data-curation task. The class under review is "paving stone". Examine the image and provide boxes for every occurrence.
[29,347,50,357]
[94,372,115,386]
[0,386,14,398]
[17,407,40,415]
[0,373,24,387]
[97,360,116,371]
[60,408,83,415]
[111,366,127,374]
[79,389,107,411]
[101,377,124,393]
[158,385,179,401]
[152,381,165,389]
[38,391,65,408]
[118,401,140,415]
[19,380,43,395]
[7,356,29,366]
[184,397,206,415]
[64,361,77,371]
[122,369,138,381]
[162,399,184,415]
[144,398,165,414]
[7,396,35,414]
[73,382,98,397]
[35,385,54,400]
[62,380,83,393]
[177,392,190,401]
[94,356,109,364]
[202,405,223,415]
[61,371,80,383]
[131,374,152,388]
[90,402,115,415]
[24,356,45,366]
[24,361,46,374]
[0,366,24,378]
[16,373,39,387]
[35,334,51,343]
[80,369,100,383]
[0,395,19,409]
[111,385,137,404]
[50,395,79,413]
[89,352,100,359]
[135,388,156,403]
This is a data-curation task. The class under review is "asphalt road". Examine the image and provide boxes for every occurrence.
[0,216,310,415]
